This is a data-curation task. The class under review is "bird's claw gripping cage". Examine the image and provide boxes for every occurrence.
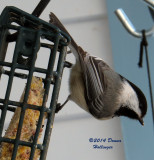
[0,6,70,160]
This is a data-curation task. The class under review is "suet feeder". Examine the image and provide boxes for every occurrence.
[0,2,70,160]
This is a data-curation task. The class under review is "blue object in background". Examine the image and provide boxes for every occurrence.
[106,0,154,160]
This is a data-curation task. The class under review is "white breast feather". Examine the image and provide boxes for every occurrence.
[69,62,89,112]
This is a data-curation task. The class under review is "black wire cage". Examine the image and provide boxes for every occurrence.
[0,6,70,160]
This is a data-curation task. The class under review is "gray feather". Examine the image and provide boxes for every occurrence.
[78,50,122,119]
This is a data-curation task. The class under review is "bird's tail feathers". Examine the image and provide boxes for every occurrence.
[49,12,80,58]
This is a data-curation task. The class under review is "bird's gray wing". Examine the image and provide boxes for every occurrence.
[78,47,110,115]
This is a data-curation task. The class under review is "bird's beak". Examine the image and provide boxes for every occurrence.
[138,117,144,126]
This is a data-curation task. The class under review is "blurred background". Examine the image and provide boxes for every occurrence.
[0,0,153,160]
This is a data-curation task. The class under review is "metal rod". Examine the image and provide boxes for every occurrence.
[40,42,67,160]
[5,0,51,45]
[11,31,40,160]
[0,137,43,150]
[29,33,60,160]
[32,0,51,17]
[115,8,154,38]
[144,0,154,9]
[0,36,19,137]
[144,46,154,128]
[39,34,61,160]
[1,69,56,84]
[0,105,16,112]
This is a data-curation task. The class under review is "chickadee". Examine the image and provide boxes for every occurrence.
[49,13,147,125]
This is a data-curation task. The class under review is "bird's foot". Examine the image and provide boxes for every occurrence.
[55,103,63,113]
[64,61,73,68]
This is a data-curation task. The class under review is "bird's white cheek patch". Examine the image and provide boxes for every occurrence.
[118,81,141,117]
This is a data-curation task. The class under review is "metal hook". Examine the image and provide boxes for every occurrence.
[115,6,154,130]
[114,8,154,38]
[144,0,154,9]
